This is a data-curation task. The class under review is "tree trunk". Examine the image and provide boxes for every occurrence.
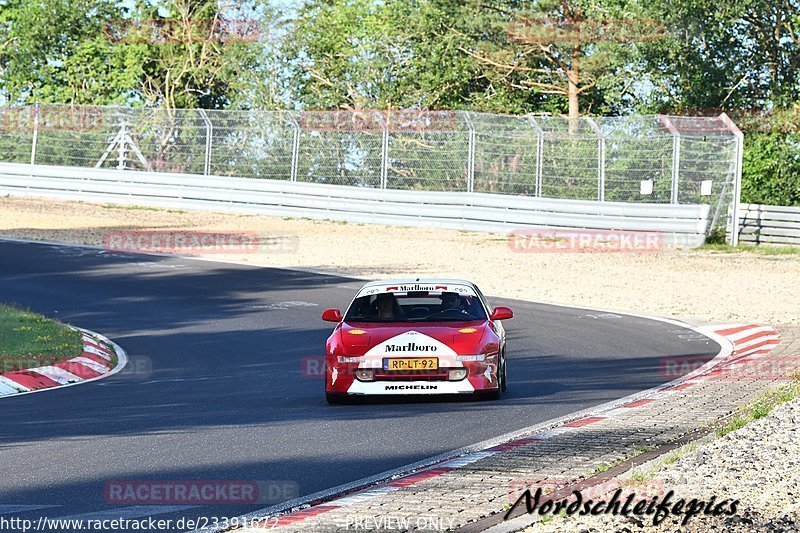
[567,44,581,133]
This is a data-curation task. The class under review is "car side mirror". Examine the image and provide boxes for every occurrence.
[322,308,343,322]
[490,306,513,321]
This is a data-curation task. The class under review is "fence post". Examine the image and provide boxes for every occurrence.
[586,117,605,201]
[660,115,681,204]
[526,115,544,197]
[287,112,300,182]
[117,120,127,170]
[720,113,744,246]
[30,103,39,166]
[463,112,476,193]
[381,123,389,189]
[198,109,212,176]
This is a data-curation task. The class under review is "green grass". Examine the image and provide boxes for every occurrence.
[698,243,800,255]
[717,381,800,437]
[0,304,84,372]
[100,203,186,214]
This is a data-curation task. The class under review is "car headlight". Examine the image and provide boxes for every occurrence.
[448,368,468,381]
[355,369,375,381]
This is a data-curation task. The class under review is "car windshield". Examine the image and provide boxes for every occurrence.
[344,291,487,323]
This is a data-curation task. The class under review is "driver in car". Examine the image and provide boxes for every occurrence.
[440,292,463,311]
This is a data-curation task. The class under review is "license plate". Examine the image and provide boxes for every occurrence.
[383,357,439,371]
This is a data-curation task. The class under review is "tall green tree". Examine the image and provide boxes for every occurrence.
[283,0,486,110]
[283,0,657,116]
[638,0,800,111]
[0,0,136,104]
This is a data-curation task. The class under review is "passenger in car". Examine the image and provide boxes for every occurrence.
[372,293,405,320]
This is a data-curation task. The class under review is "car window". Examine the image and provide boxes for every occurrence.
[345,291,488,322]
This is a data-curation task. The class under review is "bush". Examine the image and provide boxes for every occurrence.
[741,132,800,207]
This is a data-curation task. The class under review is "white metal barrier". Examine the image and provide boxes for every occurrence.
[0,162,711,246]
[739,204,800,245]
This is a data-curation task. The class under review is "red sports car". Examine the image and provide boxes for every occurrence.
[321,279,513,403]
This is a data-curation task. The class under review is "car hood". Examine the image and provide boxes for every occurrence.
[339,321,491,355]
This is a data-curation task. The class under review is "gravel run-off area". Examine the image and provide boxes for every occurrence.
[524,390,800,532]
[1,196,799,326]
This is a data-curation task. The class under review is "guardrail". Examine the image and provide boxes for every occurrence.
[0,162,711,245]
[739,204,800,245]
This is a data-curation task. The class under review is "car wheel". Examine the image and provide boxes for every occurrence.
[479,357,505,401]
[500,353,508,392]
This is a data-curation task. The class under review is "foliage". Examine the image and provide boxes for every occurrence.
[0,0,136,105]
[742,132,800,206]
[0,303,84,372]
[1,0,799,206]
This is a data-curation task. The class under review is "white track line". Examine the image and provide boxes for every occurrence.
[0,505,59,515]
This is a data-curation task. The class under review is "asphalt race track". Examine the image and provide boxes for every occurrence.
[0,239,721,531]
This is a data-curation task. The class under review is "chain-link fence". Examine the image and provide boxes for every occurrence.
[0,104,742,240]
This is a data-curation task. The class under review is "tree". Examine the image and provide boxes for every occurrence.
[472,0,663,117]
[638,0,800,112]
[122,0,276,110]
[0,0,136,105]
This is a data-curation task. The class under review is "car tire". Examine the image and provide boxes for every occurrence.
[500,353,508,392]
[479,357,505,401]
[326,392,347,404]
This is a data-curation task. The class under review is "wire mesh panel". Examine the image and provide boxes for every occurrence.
[383,111,467,191]
[598,115,674,203]
[0,107,36,164]
[128,108,208,174]
[295,111,384,187]
[665,115,739,236]
[28,104,113,168]
[206,109,294,180]
[534,116,602,200]
[471,113,539,196]
[0,104,743,241]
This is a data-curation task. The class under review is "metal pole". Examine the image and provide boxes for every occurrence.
[198,109,213,176]
[720,113,744,246]
[381,128,389,189]
[671,136,681,204]
[526,115,544,197]
[660,115,681,204]
[463,112,475,193]
[585,117,604,201]
[731,131,743,245]
[598,137,606,201]
[30,104,39,166]
[289,113,300,182]
[117,121,126,170]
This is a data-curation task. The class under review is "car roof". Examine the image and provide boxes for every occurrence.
[359,278,478,289]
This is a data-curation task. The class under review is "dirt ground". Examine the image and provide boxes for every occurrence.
[1,196,798,325]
